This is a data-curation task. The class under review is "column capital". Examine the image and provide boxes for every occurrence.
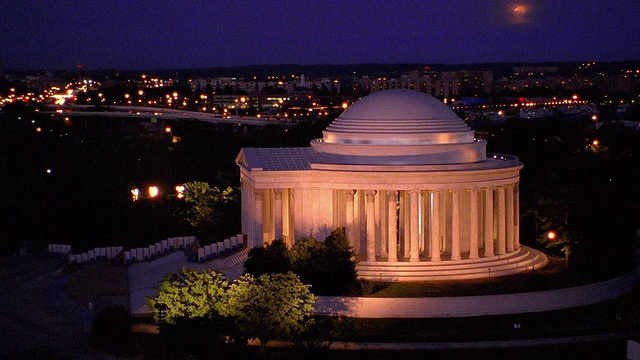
[408,189,421,195]
[386,190,398,197]
[255,189,265,199]
[364,190,377,198]
[273,188,283,197]
[345,189,357,197]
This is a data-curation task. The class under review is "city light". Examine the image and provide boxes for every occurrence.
[547,230,557,241]
[175,185,185,199]
[148,186,159,198]
[131,188,140,201]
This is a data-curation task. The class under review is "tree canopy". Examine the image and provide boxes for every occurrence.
[220,272,315,352]
[488,116,639,278]
[243,238,291,276]
[181,181,238,242]
[147,268,229,324]
[244,228,358,295]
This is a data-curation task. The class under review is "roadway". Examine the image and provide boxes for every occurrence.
[44,104,295,127]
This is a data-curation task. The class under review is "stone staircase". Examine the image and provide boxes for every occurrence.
[356,245,548,281]
[201,248,248,281]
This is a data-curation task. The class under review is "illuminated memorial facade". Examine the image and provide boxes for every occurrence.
[236,89,547,280]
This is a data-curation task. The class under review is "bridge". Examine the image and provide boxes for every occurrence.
[44,105,296,127]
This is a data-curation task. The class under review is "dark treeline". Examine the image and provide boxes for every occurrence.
[0,102,326,255]
[4,60,640,82]
[487,115,640,280]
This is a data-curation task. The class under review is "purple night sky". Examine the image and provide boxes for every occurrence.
[1,0,639,71]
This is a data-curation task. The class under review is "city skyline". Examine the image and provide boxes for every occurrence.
[1,0,639,71]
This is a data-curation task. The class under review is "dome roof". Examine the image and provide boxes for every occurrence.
[322,89,473,145]
[311,89,485,165]
[340,88,459,121]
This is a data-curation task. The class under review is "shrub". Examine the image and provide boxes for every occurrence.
[90,305,132,352]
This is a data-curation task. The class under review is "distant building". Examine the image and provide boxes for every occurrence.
[353,70,492,99]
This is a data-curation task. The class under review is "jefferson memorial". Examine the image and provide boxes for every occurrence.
[236,89,547,281]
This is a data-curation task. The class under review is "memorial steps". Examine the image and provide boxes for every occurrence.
[356,245,548,281]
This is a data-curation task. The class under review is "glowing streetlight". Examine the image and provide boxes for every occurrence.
[547,230,557,241]
[148,186,159,198]
[131,188,140,201]
[175,185,185,199]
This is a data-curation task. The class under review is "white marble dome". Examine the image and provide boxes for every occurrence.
[311,89,485,165]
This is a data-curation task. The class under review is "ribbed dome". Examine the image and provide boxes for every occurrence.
[311,89,485,165]
[323,89,473,145]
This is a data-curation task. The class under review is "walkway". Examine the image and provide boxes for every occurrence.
[315,268,640,318]
[129,249,247,315]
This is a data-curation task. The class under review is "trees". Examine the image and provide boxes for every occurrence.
[243,238,291,276]
[147,268,228,324]
[488,117,639,277]
[289,237,328,292]
[244,228,359,295]
[221,272,315,354]
[147,269,316,355]
[289,228,358,295]
[181,181,237,241]
[323,228,358,295]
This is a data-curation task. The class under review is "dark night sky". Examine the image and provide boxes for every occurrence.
[1,0,639,71]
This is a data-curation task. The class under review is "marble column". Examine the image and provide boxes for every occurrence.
[409,190,420,262]
[365,190,377,262]
[469,188,480,259]
[451,190,462,261]
[505,185,515,253]
[273,189,283,241]
[515,184,521,250]
[497,186,506,255]
[345,189,356,247]
[254,189,265,246]
[422,190,431,254]
[387,190,398,262]
[430,190,441,262]
[483,187,494,257]
[402,192,410,258]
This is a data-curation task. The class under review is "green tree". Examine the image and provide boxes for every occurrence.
[221,272,315,354]
[181,181,237,241]
[147,268,228,324]
[289,236,328,291]
[243,238,291,276]
[289,229,358,295]
[324,228,358,294]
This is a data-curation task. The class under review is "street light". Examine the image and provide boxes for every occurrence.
[148,186,159,198]
[175,185,185,199]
